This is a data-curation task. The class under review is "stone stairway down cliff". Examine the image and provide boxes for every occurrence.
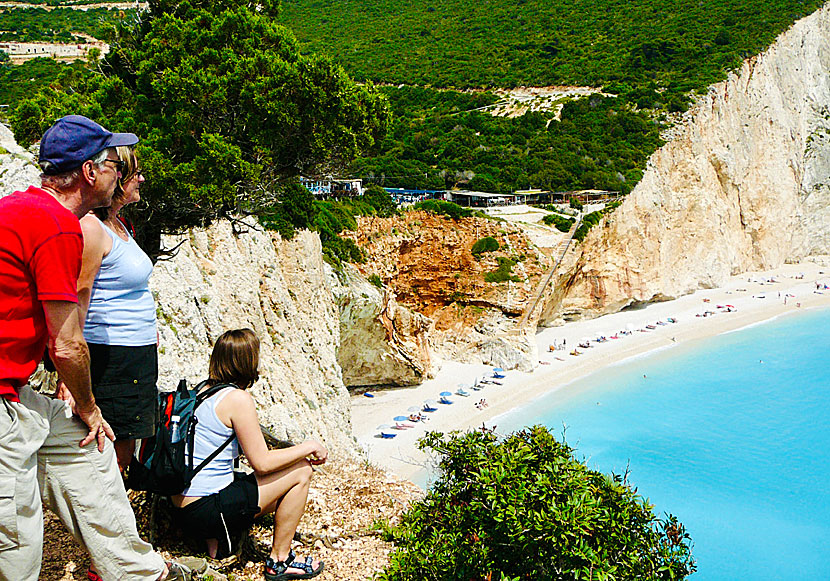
[517,212,582,329]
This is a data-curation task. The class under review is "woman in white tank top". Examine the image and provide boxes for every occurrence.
[171,329,326,581]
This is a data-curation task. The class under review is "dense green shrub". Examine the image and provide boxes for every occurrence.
[259,182,369,265]
[368,274,383,288]
[470,236,499,256]
[280,0,821,97]
[412,200,473,220]
[379,426,695,580]
[363,184,398,217]
[573,209,606,242]
[483,257,519,283]
[542,213,575,232]
[354,88,661,199]
[569,197,584,211]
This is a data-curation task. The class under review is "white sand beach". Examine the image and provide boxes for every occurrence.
[351,260,830,482]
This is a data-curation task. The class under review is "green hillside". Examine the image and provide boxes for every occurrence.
[280,0,825,195]
[279,0,823,93]
[0,7,122,43]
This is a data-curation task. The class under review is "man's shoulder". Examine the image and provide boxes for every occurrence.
[1,186,80,234]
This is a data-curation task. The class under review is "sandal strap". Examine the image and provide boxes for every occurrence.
[285,555,315,574]
[266,550,319,576]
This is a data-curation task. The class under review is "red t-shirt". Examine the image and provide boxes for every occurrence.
[0,186,83,402]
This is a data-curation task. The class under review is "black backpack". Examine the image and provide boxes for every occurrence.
[127,379,237,496]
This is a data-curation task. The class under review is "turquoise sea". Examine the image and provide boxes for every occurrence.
[494,308,830,580]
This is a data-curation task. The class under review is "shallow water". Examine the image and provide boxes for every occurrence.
[495,308,830,580]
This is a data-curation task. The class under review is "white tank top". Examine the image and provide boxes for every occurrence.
[181,387,239,497]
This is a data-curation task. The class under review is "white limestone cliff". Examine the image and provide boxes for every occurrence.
[543,4,830,321]
[329,265,434,387]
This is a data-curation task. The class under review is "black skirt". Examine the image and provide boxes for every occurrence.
[88,342,158,440]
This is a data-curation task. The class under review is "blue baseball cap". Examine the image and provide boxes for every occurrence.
[39,115,139,175]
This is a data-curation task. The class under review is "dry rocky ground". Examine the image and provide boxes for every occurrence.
[42,461,423,580]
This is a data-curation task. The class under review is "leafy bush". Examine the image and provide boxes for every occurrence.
[569,197,584,211]
[542,213,575,232]
[378,426,695,580]
[484,257,519,283]
[368,274,383,288]
[574,209,605,242]
[363,184,398,217]
[470,236,499,256]
[412,199,473,220]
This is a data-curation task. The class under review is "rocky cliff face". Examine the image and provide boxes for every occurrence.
[349,211,545,370]
[151,224,362,456]
[152,222,434,455]
[543,4,830,321]
[329,264,433,387]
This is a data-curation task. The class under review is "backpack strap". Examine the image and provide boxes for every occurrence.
[188,381,239,479]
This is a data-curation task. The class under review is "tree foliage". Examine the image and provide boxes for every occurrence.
[362,184,398,217]
[10,0,390,257]
[379,426,695,580]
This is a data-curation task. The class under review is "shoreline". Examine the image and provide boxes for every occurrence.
[350,260,830,483]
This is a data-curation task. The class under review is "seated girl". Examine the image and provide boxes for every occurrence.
[171,329,327,581]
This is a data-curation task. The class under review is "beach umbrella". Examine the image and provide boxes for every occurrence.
[625,323,635,331]
[377,424,392,431]
[407,406,421,413]
[493,367,504,372]
[424,399,437,406]
[393,416,409,422]
[440,391,452,397]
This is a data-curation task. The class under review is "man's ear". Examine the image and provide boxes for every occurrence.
[81,160,96,184]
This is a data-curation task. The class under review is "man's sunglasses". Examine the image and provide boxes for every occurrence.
[100,158,125,171]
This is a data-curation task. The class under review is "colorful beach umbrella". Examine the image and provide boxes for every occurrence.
[440,391,452,397]
[393,416,409,422]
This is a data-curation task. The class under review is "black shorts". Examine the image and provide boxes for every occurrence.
[88,343,158,440]
[175,472,261,558]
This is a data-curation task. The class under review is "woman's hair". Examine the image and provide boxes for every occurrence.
[92,145,140,221]
[208,328,260,389]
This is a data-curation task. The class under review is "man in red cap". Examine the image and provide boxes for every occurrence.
[0,116,191,580]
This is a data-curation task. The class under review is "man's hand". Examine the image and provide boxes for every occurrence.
[75,401,115,452]
[43,300,112,452]
[55,380,77,415]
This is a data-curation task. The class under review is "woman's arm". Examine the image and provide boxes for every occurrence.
[56,215,111,406]
[220,389,328,475]
[77,215,111,326]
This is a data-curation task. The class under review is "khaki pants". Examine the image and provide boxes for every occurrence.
[0,386,165,580]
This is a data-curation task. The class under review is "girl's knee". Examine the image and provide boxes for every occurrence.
[298,459,313,483]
